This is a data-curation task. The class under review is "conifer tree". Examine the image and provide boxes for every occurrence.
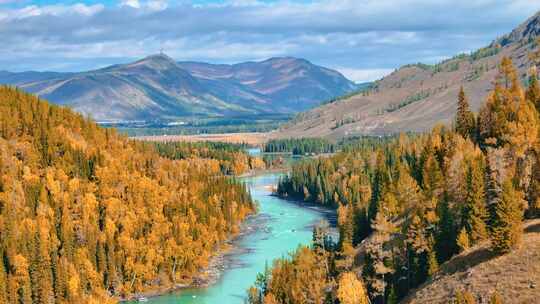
[422,152,445,200]
[462,161,488,244]
[455,87,476,139]
[436,199,458,261]
[526,67,540,112]
[478,57,538,155]
[527,151,540,218]
[528,37,540,111]
[489,178,525,254]
[426,249,439,278]
[387,286,399,304]
[364,211,396,302]
[368,152,388,226]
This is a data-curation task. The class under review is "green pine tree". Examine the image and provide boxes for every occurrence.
[489,178,525,254]
[463,161,488,244]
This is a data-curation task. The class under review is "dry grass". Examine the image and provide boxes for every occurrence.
[132,132,273,146]
[402,219,540,304]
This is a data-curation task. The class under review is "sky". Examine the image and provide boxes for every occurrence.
[1,1,540,83]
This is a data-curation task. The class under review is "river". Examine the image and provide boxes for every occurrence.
[138,171,329,304]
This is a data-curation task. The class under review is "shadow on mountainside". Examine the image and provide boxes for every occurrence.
[440,247,497,276]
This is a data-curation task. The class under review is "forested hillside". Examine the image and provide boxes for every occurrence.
[248,56,540,304]
[152,141,265,175]
[0,87,255,303]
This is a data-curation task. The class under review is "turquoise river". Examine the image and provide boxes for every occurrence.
[136,172,328,304]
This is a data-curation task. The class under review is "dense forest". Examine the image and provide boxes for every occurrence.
[264,138,335,155]
[0,86,256,303]
[152,141,265,175]
[248,56,540,304]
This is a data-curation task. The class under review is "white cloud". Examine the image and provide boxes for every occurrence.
[336,68,393,83]
[120,0,140,8]
[4,3,104,20]
[120,0,169,10]
[147,0,168,11]
[1,0,540,72]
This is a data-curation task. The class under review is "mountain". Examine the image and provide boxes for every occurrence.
[178,57,358,111]
[0,55,357,122]
[276,11,540,139]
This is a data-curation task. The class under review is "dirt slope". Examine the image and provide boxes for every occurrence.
[402,220,540,304]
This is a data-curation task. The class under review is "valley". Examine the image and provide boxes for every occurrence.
[125,172,333,304]
[2,2,540,304]
[134,132,271,146]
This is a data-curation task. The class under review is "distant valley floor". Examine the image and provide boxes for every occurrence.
[133,132,274,146]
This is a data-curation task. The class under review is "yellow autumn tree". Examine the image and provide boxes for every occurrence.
[337,272,369,304]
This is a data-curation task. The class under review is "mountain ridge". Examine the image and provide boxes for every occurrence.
[0,54,357,122]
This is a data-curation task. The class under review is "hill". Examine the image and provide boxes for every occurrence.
[276,11,540,139]
[0,86,257,302]
[0,55,357,122]
[402,220,540,304]
[246,51,540,304]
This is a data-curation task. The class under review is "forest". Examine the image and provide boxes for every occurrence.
[152,141,265,175]
[0,86,257,303]
[248,56,540,304]
[264,138,335,155]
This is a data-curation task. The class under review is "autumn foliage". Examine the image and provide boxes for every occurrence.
[253,56,540,303]
[0,87,255,303]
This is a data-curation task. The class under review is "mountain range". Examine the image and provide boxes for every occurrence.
[0,55,358,122]
[276,11,540,139]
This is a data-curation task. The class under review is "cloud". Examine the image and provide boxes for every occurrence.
[0,0,539,74]
[120,0,140,8]
[120,0,168,10]
[336,68,394,83]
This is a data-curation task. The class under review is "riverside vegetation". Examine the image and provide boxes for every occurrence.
[0,86,264,303]
[247,56,540,304]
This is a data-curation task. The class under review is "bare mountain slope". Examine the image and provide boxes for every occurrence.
[277,11,540,139]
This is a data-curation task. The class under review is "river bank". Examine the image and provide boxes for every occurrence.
[120,170,282,302]
[127,172,333,304]
[121,206,270,302]
[272,193,338,227]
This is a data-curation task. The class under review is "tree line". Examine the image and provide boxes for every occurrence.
[249,55,540,304]
[264,138,335,155]
[0,87,256,303]
[152,141,265,175]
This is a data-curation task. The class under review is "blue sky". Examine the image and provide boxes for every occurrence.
[2,0,540,82]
